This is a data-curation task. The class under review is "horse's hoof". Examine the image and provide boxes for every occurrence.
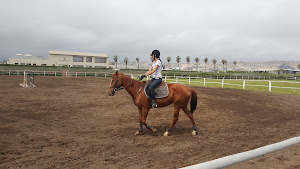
[134,131,144,136]
[152,128,157,133]
[163,131,169,136]
[192,130,197,136]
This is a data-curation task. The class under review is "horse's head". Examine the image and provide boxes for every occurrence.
[108,71,124,96]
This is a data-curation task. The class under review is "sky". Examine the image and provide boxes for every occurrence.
[0,0,300,63]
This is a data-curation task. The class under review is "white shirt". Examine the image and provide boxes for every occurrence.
[152,60,162,78]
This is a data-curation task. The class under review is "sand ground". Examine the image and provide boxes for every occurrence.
[1,76,299,168]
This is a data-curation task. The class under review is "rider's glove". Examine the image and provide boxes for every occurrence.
[139,75,147,80]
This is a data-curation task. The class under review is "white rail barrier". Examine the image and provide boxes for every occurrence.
[180,136,300,169]
[164,76,300,93]
[0,70,114,77]
[1,70,299,93]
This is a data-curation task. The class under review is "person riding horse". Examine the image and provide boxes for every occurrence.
[139,50,163,108]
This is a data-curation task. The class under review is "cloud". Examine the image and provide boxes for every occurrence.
[0,0,299,62]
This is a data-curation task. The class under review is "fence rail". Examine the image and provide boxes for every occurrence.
[0,70,115,77]
[164,76,300,94]
[1,70,299,94]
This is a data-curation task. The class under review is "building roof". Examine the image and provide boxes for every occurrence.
[278,64,294,70]
[49,50,108,58]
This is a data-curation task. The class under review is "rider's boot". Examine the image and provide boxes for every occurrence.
[150,89,158,108]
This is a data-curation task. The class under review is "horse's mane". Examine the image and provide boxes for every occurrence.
[118,73,145,87]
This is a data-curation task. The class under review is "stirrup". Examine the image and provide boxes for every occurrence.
[151,100,158,108]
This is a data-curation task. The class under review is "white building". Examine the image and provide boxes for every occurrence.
[7,50,109,68]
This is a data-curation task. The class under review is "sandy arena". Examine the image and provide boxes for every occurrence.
[0,76,300,169]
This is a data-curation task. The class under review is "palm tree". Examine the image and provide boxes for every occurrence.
[186,56,190,70]
[221,59,227,72]
[233,61,237,70]
[167,56,171,69]
[204,57,208,72]
[124,58,129,69]
[212,59,217,72]
[225,60,228,71]
[195,57,199,70]
[113,55,118,68]
[136,57,140,69]
[176,56,181,68]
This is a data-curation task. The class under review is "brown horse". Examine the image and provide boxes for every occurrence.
[108,71,198,136]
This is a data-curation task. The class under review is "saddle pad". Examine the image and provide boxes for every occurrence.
[144,82,169,99]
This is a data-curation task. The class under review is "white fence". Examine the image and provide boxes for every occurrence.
[0,70,113,77]
[1,70,300,93]
[163,76,300,93]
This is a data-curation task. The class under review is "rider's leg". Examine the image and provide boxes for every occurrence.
[148,78,162,107]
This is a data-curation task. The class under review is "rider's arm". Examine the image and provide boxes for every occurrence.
[145,66,153,75]
[145,65,159,76]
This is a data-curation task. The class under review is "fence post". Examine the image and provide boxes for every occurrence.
[95,73,96,77]
[85,72,87,77]
[44,71,45,76]
[204,78,206,86]
[18,71,19,75]
[165,75,167,82]
[55,72,56,76]
[105,73,106,77]
[76,72,77,77]
[222,79,224,88]
[217,75,219,79]
[243,80,245,90]
[269,81,272,92]
[9,70,10,76]
[189,76,190,85]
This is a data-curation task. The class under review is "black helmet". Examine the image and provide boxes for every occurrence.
[150,49,160,58]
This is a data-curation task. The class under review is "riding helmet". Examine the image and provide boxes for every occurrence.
[150,50,160,58]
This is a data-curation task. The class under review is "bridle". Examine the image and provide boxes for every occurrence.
[109,74,124,95]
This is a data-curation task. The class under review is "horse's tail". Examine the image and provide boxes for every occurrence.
[189,88,197,113]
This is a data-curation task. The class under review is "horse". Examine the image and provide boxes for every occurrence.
[108,71,198,136]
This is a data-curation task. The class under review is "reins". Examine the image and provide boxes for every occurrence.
[110,73,145,96]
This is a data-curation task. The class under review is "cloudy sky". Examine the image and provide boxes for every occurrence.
[1,0,299,63]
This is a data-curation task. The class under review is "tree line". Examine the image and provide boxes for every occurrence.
[113,55,238,72]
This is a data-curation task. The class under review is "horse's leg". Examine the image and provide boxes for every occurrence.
[134,107,144,136]
[142,107,157,133]
[182,105,197,136]
[163,106,180,136]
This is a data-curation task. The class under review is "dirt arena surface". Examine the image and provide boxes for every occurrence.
[1,76,300,169]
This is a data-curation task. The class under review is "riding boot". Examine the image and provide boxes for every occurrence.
[150,89,158,108]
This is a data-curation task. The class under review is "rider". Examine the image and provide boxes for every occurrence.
[140,50,162,108]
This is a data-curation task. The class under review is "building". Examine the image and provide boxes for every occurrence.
[7,50,109,68]
[278,64,294,74]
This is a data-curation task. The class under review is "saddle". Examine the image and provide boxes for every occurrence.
[144,81,169,99]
